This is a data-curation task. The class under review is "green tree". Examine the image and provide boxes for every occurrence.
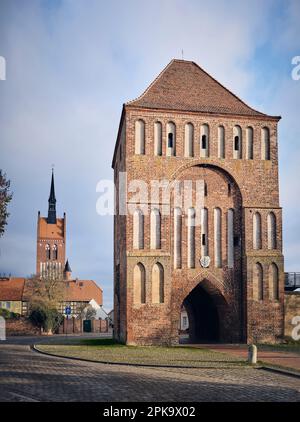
[0,170,13,237]
[29,303,63,333]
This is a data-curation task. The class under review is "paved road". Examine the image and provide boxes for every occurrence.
[0,337,299,402]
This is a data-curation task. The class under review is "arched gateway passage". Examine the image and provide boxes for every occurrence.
[181,279,231,344]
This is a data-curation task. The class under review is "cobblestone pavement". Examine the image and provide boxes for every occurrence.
[0,339,299,402]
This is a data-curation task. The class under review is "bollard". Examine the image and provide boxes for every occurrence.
[248,344,257,364]
[0,316,6,341]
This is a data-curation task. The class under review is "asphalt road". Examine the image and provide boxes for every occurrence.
[0,336,299,402]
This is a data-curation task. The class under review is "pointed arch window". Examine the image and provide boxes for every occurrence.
[154,121,162,156]
[52,244,58,260]
[267,212,277,249]
[253,212,262,250]
[269,263,279,301]
[201,208,208,257]
[214,208,222,268]
[152,263,164,304]
[187,207,195,269]
[133,263,146,304]
[184,123,194,157]
[261,127,270,160]
[254,263,264,301]
[166,122,176,156]
[133,209,144,249]
[135,119,145,155]
[200,124,209,157]
[174,207,182,269]
[45,244,51,260]
[218,126,225,158]
[246,127,254,159]
[233,126,242,159]
[227,209,234,268]
[150,209,161,249]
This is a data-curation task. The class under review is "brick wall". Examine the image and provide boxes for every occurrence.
[6,317,40,336]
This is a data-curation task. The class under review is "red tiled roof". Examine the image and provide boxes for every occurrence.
[127,59,280,118]
[0,278,26,301]
[65,280,103,306]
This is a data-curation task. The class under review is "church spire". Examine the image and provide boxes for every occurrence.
[47,169,57,224]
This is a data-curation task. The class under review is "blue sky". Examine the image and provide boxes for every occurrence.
[0,0,300,310]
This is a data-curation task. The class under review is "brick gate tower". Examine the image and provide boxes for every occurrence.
[112,60,284,345]
[36,170,66,278]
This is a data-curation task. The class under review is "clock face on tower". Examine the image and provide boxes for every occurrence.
[200,256,210,268]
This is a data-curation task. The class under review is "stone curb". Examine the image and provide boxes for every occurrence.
[259,364,300,379]
[31,344,251,370]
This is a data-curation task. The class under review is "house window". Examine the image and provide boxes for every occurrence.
[168,133,173,148]
[202,233,206,246]
[201,135,207,150]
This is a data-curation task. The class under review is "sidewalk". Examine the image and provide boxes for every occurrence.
[198,344,300,372]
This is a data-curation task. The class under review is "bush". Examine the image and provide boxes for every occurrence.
[0,308,20,319]
[29,304,64,333]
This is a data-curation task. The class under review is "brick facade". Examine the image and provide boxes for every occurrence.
[112,60,284,345]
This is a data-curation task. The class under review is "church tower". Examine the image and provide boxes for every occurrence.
[36,170,66,277]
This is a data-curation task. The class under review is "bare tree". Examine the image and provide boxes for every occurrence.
[25,274,66,310]
[81,304,97,320]
[0,170,13,237]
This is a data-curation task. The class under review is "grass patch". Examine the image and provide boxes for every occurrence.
[36,340,248,368]
[79,338,122,347]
